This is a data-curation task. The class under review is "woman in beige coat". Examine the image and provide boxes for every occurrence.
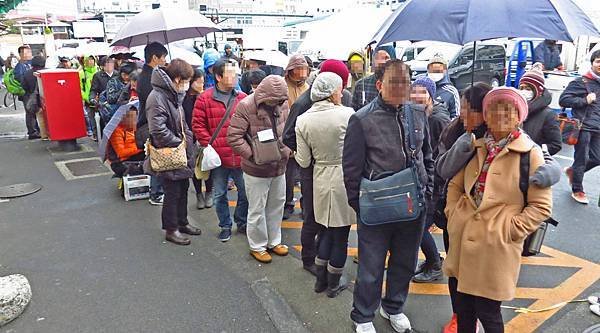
[295,72,356,298]
[443,87,553,333]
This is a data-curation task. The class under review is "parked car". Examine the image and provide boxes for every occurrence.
[408,42,506,91]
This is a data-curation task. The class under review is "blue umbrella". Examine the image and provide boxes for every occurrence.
[98,100,140,161]
[371,0,599,46]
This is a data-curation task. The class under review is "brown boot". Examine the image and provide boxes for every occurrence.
[269,244,289,256]
[165,230,190,245]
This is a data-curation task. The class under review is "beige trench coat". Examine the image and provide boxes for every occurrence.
[295,101,357,228]
[443,133,553,301]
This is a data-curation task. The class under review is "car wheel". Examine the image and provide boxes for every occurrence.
[491,77,500,88]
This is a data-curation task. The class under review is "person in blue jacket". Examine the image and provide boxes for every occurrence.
[534,39,563,71]
[427,54,461,119]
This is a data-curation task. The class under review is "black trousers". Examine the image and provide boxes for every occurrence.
[161,178,190,231]
[317,225,351,268]
[285,158,298,208]
[109,152,145,178]
[24,101,39,136]
[299,166,325,266]
[351,215,425,323]
[192,175,213,195]
[453,278,504,333]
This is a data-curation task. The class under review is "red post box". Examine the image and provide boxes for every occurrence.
[37,69,87,141]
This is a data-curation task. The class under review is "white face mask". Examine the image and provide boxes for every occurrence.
[178,82,190,93]
[428,72,445,82]
[519,89,534,101]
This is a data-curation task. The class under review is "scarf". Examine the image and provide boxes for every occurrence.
[589,70,600,83]
[472,129,521,207]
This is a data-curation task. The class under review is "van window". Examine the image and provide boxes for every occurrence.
[477,45,505,60]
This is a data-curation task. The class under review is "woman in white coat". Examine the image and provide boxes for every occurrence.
[295,72,356,298]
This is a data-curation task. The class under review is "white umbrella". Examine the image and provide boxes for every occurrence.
[131,45,203,66]
[111,8,221,48]
[243,50,289,69]
[297,7,392,60]
[76,42,112,56]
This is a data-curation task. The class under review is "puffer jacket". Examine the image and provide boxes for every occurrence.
[522,90,562,155]
[343,95,434,212]
[145,68,195,181]
[559,72,600,133]
[227,75,291,178]
[192,87,247,169]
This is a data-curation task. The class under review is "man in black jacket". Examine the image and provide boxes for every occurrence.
[343,59,433,332]
[559,50,600,205]
[282,59,352,275]
[21,56,45,139]
[90,57,116,104]
[136,42,168,205]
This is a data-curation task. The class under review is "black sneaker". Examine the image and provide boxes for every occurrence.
[219,228,232,242]
[28,134,41,140]
[237,224,247,234]
[412,258,444,283]
[149,194,164,206]
[282,206,294,220]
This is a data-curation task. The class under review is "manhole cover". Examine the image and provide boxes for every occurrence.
[64,159,110,177]
[0,183,42,198]
[584,324,600,333]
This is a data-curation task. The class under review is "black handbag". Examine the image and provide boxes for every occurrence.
[518,151,559,256]
[358,105,426,226]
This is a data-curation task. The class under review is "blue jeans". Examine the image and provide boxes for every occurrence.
[150,175,164,199]
[211,166,248,230]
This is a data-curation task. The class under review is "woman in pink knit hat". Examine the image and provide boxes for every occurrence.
[442,87,553,333]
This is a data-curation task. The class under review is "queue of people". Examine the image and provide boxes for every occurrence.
[17,38,600,332]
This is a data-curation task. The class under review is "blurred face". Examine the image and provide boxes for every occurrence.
[428,63,446,82]
[225,47,232,55]
[246,60,259,70]
[216,64,237,91]
[152,54,167,67]
[329,86,343,105]
[290,66,309,82]
[264,99,286,107]
[377,65,410,107]
[460,97,485,132]
[86,58,95,67]
[191,76,204,94]
[486,102,520,139]
[20,48,32,61]
[130,80,138,91]
[518,84,535,101]
[121,72,130,83]
[104,61,115,73]
[174,78,191,93]
[350,59,364,74]
[122,110,137,130]
[592,57,600,76]
[373,50,391,70]
[410,86,431,106]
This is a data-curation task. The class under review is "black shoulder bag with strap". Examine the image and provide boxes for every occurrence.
[358,104,426,225]
[519,152,559,257]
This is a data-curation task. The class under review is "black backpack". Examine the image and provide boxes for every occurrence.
[519,152,559,257]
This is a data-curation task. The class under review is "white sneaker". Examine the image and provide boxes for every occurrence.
[379,307,411,332]
[354,321,376,333]
[589,296,600,305]
[591,304,600,317]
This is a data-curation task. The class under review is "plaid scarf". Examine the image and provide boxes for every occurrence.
[472,130,521,207]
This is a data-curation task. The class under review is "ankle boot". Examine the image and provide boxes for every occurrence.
[204,191,213,208]
[196,193,206,209]
[314,258,328,293]
[326,264,347,298]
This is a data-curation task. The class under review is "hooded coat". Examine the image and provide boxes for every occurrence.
[285,54,309,107]
[203,49,221,90]
[227,75,291,178]
[79,56,98,104]
[443,134,552,301]
[522,90,562,155]
[145,68,195,181]
[347,50,366,92]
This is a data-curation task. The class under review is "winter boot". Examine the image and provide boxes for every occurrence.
[196,193,205,209]
[314,258,328,293]
[412,257,444,283]
[326,264,347,298]
[204,191,214,208]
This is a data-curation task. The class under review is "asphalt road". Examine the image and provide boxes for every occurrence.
[0,105,599,333]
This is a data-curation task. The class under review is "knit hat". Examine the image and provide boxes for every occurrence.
[483,87,529,123]
[373,45,396,60]
[519,62,545,99]
[310,72,342,102]
[286,54,309,73]
[412,77,436,100]
[320,59,350,88]
[428,53,448,68]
